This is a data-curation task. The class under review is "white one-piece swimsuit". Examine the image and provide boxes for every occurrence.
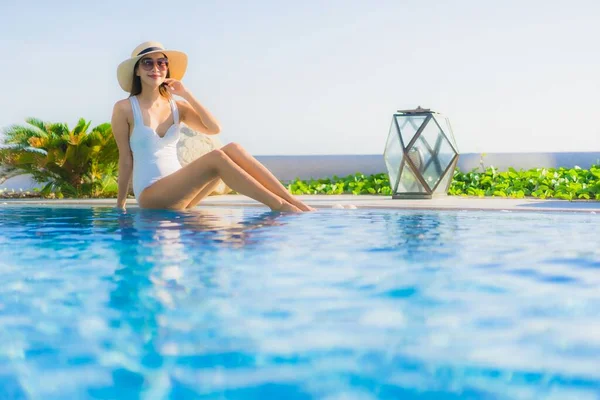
[129,95,182,198]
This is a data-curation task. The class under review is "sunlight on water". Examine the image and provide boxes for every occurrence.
[0,206,599,399]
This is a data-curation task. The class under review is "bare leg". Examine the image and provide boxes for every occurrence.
[221,142,316,211]
[138,149,301,212]
[185,177,222,209]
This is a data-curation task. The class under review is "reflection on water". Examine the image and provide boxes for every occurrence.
[0,206,599,399]
[97,208,288,398]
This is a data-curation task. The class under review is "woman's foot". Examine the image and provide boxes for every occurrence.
[273,201,303,213]
[290,197,316,212]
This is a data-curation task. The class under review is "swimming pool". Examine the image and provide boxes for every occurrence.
[0,205,599,399]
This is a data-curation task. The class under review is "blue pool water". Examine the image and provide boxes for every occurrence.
[0,205,599,400]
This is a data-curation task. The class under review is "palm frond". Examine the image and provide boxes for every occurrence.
[1,125,45,145]
[92,122,112,133]
[24,118,48,131]
[47,122,69,136]
[0,144,48,155]
[0,168,24,184]
[73,118,91,136]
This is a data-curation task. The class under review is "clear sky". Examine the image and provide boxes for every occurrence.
[0,0,598,155]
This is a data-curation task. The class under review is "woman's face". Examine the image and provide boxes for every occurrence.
[136,53,169,88]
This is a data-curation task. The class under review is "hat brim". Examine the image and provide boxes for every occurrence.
[117,49,188,92]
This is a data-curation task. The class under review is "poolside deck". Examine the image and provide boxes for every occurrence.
[2,195,599,213]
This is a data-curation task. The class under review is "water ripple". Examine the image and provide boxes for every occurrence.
[0,206,599,399]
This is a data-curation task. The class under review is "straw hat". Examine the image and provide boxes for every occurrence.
[116,41,188,92]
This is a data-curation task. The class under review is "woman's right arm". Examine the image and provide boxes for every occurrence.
[111,101,133,210]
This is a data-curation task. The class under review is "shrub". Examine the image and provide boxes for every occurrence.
[0,118,119,198]
[287,166,600,200]
[287,173,392,195]
[450,165,600,200]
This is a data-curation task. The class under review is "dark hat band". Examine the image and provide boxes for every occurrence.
[137,46,163,56]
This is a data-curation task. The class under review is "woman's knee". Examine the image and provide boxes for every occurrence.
[204,148,233,170]
[223,142,244,154]
[199,148,227,164]
[212,148,230,161]
[188,149,229,178]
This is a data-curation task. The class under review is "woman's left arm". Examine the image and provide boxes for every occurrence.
[164,78,221,135]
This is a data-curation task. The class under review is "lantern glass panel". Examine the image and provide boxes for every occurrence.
[396,115,427,148]
[433,115,458,150]
[433,159,455,193]
[397,160,427,193]
[384,120,404,192]
[410,119,456,190]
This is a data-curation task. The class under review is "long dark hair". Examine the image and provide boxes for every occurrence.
[129,54,171,98]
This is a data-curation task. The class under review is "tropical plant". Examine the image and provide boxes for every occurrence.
[0,118,119,198]
[450,165,600,200]
[287,166,600,200]
[287,173,393,195]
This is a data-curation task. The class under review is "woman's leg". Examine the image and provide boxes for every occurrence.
[221,142,315,211]
[184,177,222,209]
[138,149,301,212]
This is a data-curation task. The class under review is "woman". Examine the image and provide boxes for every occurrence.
[112,41,314,212]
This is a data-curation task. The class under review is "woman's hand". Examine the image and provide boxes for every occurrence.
[163,78,189,97]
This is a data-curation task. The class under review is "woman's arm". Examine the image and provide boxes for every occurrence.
[111,100,134,210]
[164,78,221,135]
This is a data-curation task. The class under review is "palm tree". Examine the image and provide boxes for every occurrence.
[0,118,119,198]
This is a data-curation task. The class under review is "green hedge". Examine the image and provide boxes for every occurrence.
[287,173,392,196]
[450,165,600,200]
[287,165,600,200]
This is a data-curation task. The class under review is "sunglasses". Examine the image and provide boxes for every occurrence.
[139,57,169,71]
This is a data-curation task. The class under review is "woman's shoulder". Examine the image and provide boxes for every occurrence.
[112,98,135,127]
[114,97,133,110]
[112,97,134,118]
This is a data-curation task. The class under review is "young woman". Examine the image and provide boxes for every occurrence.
[112,41,315,212]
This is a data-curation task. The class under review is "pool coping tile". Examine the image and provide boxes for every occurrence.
[1,195,599,213]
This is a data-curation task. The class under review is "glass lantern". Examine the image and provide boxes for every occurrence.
[384,107,459,199]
